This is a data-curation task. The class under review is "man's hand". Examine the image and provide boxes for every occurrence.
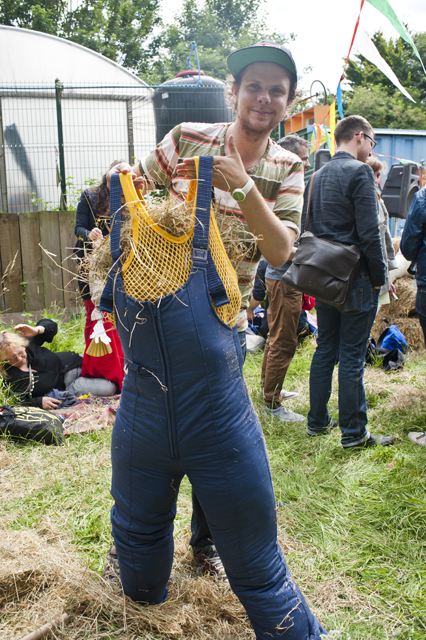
[14,324,44,338]
[42,396,62,410]
[107,162,146,192]
[175,135,248,192]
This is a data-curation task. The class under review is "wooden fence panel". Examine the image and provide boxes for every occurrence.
[59,210,79,309]
[39,210,64,308]
[19,211,44,311]
[0,213,23,312]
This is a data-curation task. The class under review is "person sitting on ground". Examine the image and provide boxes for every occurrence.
[0,319,83,410]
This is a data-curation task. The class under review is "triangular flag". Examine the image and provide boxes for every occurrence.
[336,82,343,119]
[354,25,416,102]
[329,101,336,156]
[309,131,316,156]
[365,0,426,73]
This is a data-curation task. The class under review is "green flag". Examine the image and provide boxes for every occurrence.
[365,0,425,72]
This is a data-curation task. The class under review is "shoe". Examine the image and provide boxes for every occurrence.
[408,431,426,447]
[307,418,338,437]
[263,404,305,423]
[280,389,300,401]
[194,547,228,581]
[346,433,396,449]
[102,546,121,584]
[246,332,266,353]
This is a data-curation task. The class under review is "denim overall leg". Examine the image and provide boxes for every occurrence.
[102,165,327,639]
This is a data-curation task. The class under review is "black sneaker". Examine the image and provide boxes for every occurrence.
[347,433,396,449]
[194,546,227,581]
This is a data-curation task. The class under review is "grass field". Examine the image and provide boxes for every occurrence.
[1,310,425,639]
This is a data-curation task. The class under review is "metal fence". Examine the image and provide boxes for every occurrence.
[0,80,236,214]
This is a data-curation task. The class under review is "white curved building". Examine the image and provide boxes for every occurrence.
[0,26,155,212]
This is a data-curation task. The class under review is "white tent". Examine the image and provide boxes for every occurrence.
[0,26,155,212]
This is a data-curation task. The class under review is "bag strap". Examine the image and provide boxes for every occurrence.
[99,172,123,313]
[192,156,230,307]
[303,171,316,232]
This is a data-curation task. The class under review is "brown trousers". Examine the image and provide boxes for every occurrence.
[261,278,303,409]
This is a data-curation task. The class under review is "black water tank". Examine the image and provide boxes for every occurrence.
[153,70,233,144]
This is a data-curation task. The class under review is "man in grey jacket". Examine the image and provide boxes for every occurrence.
[306,115,396,448]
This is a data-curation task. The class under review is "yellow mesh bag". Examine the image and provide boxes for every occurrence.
[118,160,241,327]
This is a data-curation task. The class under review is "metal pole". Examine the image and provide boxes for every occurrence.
[0,97,9,214]
[127,98,134,165]
[55,78,67,210]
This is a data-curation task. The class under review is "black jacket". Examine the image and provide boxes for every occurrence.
[6,319,82,408]
[74,189,111,299]
[305,151,386,288]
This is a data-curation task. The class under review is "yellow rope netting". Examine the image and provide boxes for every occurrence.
[118,163,241,327]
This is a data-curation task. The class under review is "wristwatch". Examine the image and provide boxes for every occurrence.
[231,177,254,202]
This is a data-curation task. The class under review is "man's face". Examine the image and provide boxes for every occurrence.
[357,130,375,163]
[296,145,310,171]
[232,62,292,137]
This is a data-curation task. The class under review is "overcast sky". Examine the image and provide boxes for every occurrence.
[159,0,426,95]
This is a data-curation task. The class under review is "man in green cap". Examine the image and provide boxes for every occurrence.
[111,41,327,640]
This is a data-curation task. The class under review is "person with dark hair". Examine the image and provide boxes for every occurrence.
[306,115,395,449]
[107,41,327,639]
[366,156,397,307]
[74,161,128,395]
[261,134,310,419]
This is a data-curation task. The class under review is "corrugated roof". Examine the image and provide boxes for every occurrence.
[0,25,149,86]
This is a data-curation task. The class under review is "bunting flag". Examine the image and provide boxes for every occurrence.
[365,0,426,73]
[354,25,415,102]
[329,101,336,156]
[336,82,344,119]
[309,131,316,156]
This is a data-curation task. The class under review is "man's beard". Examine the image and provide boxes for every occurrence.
[238,110,283,142]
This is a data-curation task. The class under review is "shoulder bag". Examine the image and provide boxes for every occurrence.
[282,171,361,306]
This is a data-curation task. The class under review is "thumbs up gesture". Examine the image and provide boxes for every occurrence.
[174,134,250,194]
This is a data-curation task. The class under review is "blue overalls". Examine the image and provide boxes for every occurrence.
[101,161,327,639]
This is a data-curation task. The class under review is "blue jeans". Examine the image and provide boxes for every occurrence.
[308,275,379,448]
[416,287,426,347]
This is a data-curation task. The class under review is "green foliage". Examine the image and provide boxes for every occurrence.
[145,0,295,84]
[344,30,426,129]
[0,0,161,75]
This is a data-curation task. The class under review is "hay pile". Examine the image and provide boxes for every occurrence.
[0,529,253,640]
[372,276,424,349]
[85,197,257,290]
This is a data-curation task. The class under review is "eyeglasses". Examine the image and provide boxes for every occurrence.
[357,131,377,150]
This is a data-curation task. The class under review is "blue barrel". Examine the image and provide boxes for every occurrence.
[153,70,233,144]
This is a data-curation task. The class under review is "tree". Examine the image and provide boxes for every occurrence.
[145,0,295,84]
[0,0,161,74]
[343,30,426,128]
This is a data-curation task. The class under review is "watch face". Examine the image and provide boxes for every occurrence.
[232,189,245,202]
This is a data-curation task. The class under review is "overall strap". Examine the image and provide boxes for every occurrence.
[192,155,230,307]
[99,173,123,313]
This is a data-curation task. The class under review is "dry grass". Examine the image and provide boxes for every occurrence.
[0,528,252,640]
[372,276,423,349]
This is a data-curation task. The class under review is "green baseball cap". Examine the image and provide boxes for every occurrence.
[227,41,297,81]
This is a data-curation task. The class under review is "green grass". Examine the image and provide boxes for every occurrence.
[1,316,426,638]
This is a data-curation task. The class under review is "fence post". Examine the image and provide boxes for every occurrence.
[127,98,135,165]
[55,78,67,210]
[0,97,9,215]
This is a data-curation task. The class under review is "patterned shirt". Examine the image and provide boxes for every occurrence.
[139,122,304,330]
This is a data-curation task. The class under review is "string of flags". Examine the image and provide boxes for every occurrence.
[309,0,425,158]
